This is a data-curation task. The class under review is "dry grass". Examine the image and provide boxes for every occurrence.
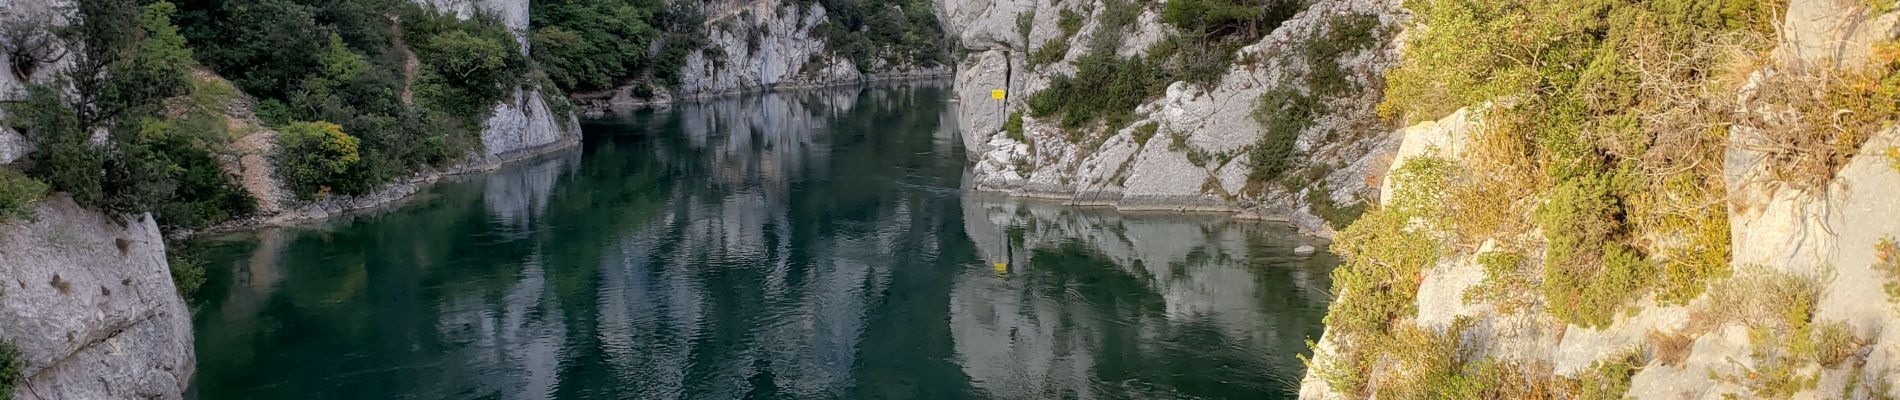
[1447,108,1542,247]
[1736,42,1900,194]
[1647,329,1695,366]
[1695,266,1871,397]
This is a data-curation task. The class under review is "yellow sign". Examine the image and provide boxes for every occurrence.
[990,89,1006,100]
[993,262,1008,273]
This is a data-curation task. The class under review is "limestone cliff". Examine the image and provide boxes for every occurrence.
[944,0,1404,237]
[0,0,74,164]
[1297,1,1900,398]
[590,0,952,109]
[0,197,195,400]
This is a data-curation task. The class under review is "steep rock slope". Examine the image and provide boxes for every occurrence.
[1299,1,1900,398]
[1,2,195,398]
[0,0,74,163]
[588,0,952,108]
[0,197,195,400]
[944,0,1405,237]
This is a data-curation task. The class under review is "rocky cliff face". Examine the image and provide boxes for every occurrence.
[592,0,951,108]
[1297,1,1900,397]
[0,197,195,400]
[943,0,1404,237]
[1,2,195,398]
[0,0,75,164]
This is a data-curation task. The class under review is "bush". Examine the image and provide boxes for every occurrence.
[1003,110,1026,142]
[166,240,208,299]
[0,340,20,400]
[1131,121,1158,146]
[1248,86,1317,185]
[275,121,365,200]
[1025,54,1166,131]
[0,170,48,223]
[110,116,258,230]
[7,84,106,207]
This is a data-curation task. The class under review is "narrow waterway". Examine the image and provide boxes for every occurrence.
[187,82,1339,399]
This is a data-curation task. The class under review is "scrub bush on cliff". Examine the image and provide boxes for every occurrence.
[275,121,366,200]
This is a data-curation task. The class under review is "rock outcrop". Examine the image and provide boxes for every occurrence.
[589,0,951,109]
[0,196,195,400]
[944,0,1406,237]
[0,0,75,164]
[1297,1,1900,398]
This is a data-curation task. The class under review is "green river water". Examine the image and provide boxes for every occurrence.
[186,82,1339,399]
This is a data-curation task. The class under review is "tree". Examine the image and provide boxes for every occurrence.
[274,121,363,200]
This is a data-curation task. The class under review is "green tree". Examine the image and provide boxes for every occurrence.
[274,121,364,200]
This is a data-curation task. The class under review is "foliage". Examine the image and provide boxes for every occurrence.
[112,115,257,230]
[1308,155,1464,397]
[1700,268,1864,398]
[1025,53,1166,132]
[0,340,20,400]
[178,0,529,196]
[1305,185,1365,230]
[1244,14,1386,193]
[1004,111,1027,142]
[7,84,102,207]
[812,0,951,72]
[1028,9,1084,68]
[528,0,672,92]
[1155,0,1302,87]
[1575,349,1644,400]
[274,121,365,200]
[1248,85,1316,185]
[1535,170,1654,328]
[0,170,49,223]
[1131,121,1158,146]
[1463,250,1537,314]
[1877,237,1900,307]
[167,240,209,299]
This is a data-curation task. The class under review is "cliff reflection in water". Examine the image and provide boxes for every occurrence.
[188,82,1336,400]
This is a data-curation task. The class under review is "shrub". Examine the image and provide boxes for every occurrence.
[0,340,20,400]
[1025,54,1166,131]
[1700,267,1865,397]
[275,121,364,200]
[8,84,106,208]
[1575,348,1645,400]
[166,240,208,299]
[0,170,48,223]
[1248,85,1316,186]
[1876,237,1900,307]
[1131,121,1158,146]
[111,116,257,230]
[1305,185,1366,230]
[1003,111,1027,142]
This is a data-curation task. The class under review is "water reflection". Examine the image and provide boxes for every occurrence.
[188,82,1335,400]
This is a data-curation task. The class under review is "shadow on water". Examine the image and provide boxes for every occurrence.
[186,81,1338,400]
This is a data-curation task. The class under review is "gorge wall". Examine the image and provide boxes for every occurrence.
[1,1,195,399]
[942,0,1405,237]
[0,198,196,400]
[586,0,953,109]
[1296,0,1900,398]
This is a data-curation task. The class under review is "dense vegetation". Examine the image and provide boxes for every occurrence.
[813,0,952,71]
[177,0,526,199]
[0,340,19,400]
[529,0,702,93]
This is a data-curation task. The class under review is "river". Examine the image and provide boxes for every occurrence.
[186,82,1339,399]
